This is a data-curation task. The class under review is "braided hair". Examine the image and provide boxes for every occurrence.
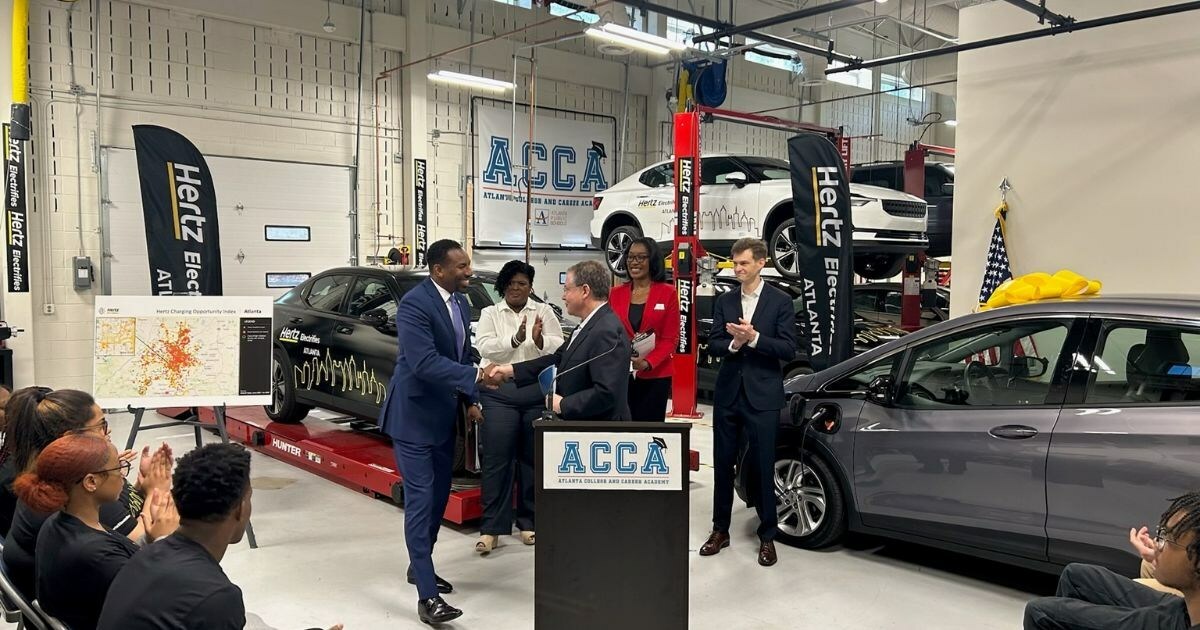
[0,387,96,473]
[12,434,111,513]
[1160,491,1200,576]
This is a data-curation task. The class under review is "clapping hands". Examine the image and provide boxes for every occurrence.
[726,317,757,348]
[135,443,175,495]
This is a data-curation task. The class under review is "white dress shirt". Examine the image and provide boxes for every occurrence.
[475,299,565,368]
[565,302,607,353]
[729,278,762,352]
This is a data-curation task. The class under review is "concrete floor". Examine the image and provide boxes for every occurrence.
[12,407,1058,629]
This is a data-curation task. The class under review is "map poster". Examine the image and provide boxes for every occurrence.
[93,296,274,408]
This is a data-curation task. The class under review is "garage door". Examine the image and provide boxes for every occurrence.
[101,147,353,297]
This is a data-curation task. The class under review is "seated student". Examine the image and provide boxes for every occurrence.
[15,433,178,630]
[1,387,173,599]
[98,444,343,630]
[1024,492,1200,630]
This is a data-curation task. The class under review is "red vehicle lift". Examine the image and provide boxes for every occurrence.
[173,403,701,525]
[899,142,956,332]
[669,106,849,418]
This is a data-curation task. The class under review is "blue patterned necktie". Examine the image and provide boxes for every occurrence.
[450,296,465,359]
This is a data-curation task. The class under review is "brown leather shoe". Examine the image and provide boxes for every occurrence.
[758,540,777,567]
[699,531,730,556]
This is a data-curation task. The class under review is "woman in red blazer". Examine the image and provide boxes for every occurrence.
[608,237,679,422]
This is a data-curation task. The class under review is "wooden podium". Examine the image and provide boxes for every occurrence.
[534,421,690,630]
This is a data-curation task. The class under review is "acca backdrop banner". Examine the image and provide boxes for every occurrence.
[788,133,854,372]
[473,100,615,248]
[133,125,223,295]
[542,431,683,491]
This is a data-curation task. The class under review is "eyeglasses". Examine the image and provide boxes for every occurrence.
[626,254,650,263]
[81,460,131,483]
[1155,526,1185,550]
[71,418,110,437]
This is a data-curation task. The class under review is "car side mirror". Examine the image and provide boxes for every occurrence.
[361,309,391,330]
[867,375,895,405]
[1013,356,1049,379]
[941,182,954,195]
[724,172,748,188]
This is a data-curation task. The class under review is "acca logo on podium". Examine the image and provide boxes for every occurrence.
[544,432,683,491]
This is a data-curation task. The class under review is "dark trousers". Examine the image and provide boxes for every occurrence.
[393,436,455,600]
[479,382,542,534]
[712,386,779,541]
[629,376,671,422]
[1023,563,1189,630]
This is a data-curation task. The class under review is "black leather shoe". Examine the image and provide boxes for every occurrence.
[699,530,730,556]
[758,540,778,567]
[418,596,463,625]
[407,567,454,594]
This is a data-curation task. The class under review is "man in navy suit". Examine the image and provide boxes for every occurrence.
[379,239,494,624]
[699,237,797,568]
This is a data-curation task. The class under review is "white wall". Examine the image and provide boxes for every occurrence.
[951,0,1200,316]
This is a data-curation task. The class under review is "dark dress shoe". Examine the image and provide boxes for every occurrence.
[407,567,454,594]
[758,540,778,567]
[699,530,731,556]
[418,596,463,625]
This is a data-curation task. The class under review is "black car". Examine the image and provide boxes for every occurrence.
[267,267,564,424]
[695,276,907,396]
[851,161,954,257]
[853,282,951,328]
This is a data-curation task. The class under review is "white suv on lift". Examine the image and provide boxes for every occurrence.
[590,155,930,279]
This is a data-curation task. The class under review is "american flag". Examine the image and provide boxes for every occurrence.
[978,203,1012,305]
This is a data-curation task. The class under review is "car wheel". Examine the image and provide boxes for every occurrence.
[854,253,906,280]
[603,225,642,277]
[769,218,802,280]
[774,449,846,549]
[264,347,312,424]
[785,364,814,381]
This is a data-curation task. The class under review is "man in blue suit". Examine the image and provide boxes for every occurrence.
[379,239,492,625]
[699,237,797,568]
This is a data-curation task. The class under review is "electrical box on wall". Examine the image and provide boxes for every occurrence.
[73,256,93,289]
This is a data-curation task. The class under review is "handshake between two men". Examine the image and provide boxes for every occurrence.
[478,364,565,413]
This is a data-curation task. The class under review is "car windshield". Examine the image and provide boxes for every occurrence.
[738,157,791,181]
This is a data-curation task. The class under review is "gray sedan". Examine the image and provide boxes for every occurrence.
[741,295,1200,574]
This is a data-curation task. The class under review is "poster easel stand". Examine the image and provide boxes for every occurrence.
[124,404,258,549]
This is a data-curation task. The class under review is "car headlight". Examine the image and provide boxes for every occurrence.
[850,196,872,207]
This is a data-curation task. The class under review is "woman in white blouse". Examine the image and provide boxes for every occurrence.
[474,260,564,554]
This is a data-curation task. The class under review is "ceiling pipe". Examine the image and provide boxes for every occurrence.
[1001,0,1075,28]
[811,15,959,43]
[618,0,858,63]
[827,0,1200,74]
[692,0,880,44]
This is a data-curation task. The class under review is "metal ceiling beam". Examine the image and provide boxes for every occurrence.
[826,0,1200,74]
[748,31,860,64]
[692,0,880,44]
[1002,0,1075,28]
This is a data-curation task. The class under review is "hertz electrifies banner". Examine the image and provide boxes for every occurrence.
[474,103,613,247]
[133,125,223,295]
[4,124,30,294]
[788,134,854,372]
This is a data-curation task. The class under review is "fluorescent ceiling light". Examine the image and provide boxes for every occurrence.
[943,119,958,126]
[600,23,688,51]
[586,27,673,55]
[427,70,515,92]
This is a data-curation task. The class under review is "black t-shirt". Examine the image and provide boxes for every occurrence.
[35,511,139,630]
[4,482,140,601]
[98,534,246,630]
